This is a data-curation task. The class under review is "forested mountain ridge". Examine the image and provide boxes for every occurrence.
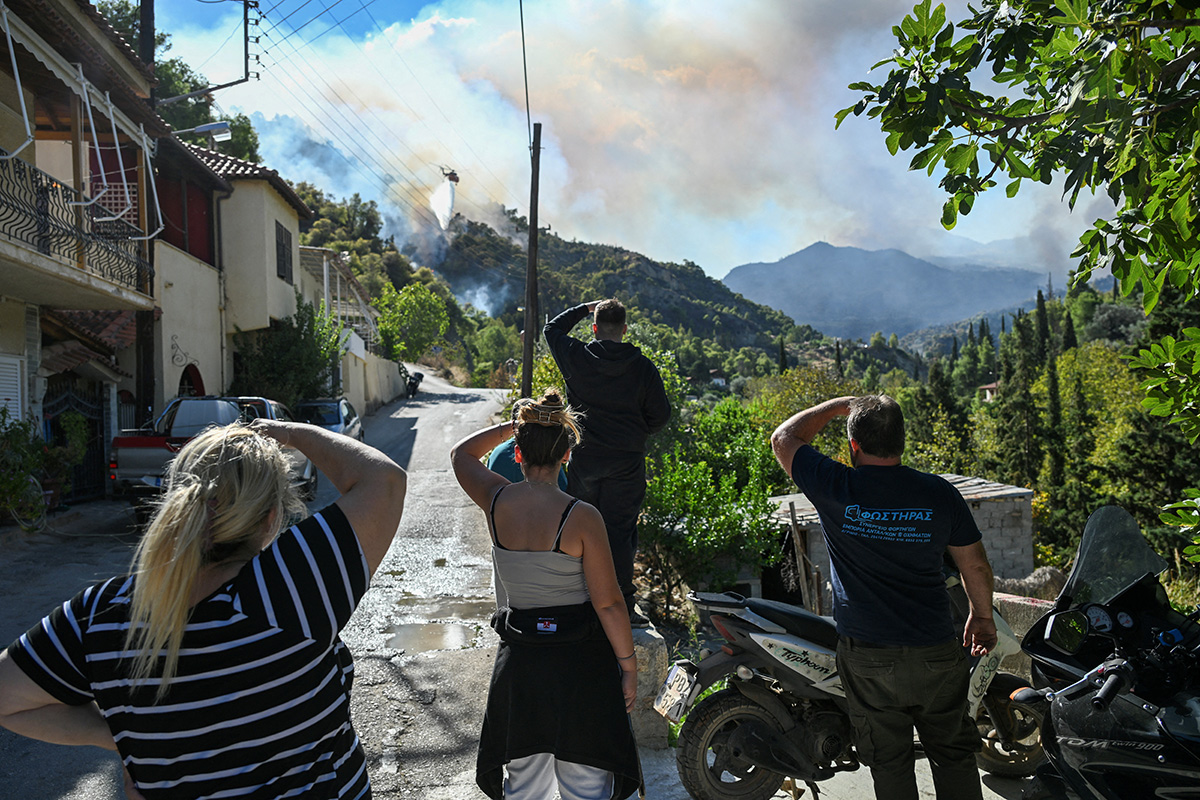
[435,215,797,348]
[724,242,1045,343]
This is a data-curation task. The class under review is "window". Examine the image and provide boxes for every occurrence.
[275,221,293,284]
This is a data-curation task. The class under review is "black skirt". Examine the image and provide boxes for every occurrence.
[475,602,640,800]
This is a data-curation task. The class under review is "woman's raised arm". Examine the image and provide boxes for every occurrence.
[450,421,513,509]
[251,419,406,575]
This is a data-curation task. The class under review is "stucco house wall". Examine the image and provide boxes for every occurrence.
[153,244,223,409]
[221,180,300,335]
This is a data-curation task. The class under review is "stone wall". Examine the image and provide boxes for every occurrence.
[965,496,1034,580]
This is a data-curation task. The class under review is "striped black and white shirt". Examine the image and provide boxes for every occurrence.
[7,504,372,799]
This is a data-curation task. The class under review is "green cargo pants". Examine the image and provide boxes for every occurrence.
[836,636,982,800]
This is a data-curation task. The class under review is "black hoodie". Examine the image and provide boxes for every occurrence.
[544,304,671,456]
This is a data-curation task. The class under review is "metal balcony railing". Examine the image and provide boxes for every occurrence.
[0,148,153,295]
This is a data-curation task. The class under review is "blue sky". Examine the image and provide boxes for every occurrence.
[149,0,1107,282]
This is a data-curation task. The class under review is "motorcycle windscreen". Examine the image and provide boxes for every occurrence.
[1061,507,1167,607]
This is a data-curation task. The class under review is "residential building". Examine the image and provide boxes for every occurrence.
[0,0,168,498]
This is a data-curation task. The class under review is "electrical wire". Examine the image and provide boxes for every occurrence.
[355,2,525,210]
[260,0,524,219]
[227,2,533,278]
[268,0,353,46]
[256,24,446,227]
[519,0,531,149]
[258,8,507,228]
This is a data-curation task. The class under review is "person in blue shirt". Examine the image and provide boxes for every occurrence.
[487,436,567,490]
[770,394,996,800]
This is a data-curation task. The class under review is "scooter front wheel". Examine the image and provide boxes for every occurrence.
[976,673,1046,778]
[676,689,786,800]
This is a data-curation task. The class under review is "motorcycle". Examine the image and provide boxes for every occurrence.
[1013,506,1200,799]
[407,370,424,397]
[655,571,1044,799]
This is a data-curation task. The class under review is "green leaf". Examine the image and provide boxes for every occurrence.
[1050,0,1089,27]
[941,197,958,229]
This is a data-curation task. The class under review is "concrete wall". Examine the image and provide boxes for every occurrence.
[340,348,405,414]
[0,297,26,355]
[0,70,35,161]
[153,243,223,410]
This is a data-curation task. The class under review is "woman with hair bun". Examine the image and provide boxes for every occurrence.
[0,419,406,799]
[451,390,640,800]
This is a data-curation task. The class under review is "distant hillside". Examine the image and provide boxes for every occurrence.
[723,242,1044,343]
[901,275,1118,356]
[433,216,795,348]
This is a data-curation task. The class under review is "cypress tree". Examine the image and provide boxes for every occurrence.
[1035,290,1050,367]
[1062,313,1078,351]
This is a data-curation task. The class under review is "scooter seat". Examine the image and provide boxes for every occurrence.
[745,598,839,651]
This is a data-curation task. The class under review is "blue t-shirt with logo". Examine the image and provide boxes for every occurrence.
[791,445,981,646]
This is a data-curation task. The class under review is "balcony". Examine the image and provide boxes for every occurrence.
[0,147,153,310]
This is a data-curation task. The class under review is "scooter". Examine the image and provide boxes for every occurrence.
[1012,506,1200,799]
[656,573,1043,799]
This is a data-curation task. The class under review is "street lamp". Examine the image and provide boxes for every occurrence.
[174,121,233,145]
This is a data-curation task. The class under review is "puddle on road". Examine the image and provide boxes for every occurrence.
[386,622,478,653]
[385,596,496,653]
[393,596,496,620]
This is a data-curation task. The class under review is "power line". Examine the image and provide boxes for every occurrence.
[355,2,525,210]
[519,0,531,149]
[245,3,534,276]
[258,7,508,227]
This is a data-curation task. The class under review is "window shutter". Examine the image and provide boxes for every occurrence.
[0,354,25,420]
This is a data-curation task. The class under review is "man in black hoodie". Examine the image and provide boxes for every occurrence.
[544,299,672,626]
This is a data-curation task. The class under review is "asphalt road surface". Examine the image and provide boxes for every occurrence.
[0,372,1030,799]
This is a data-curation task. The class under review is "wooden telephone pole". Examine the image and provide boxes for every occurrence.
[520,122,542,398]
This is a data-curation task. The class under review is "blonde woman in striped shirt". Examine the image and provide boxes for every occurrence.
[0,419,405,799]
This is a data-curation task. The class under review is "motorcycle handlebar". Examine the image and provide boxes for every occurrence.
[1092,669,1126,711]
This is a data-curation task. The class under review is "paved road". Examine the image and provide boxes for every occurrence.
[0,373,1032,799]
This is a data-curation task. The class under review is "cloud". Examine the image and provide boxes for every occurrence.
[166,0,1092,279]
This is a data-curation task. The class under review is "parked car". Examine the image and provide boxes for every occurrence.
[109,396,319,515]
[295,397,363,441]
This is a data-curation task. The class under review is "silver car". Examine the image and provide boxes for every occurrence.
[295,398,363,442]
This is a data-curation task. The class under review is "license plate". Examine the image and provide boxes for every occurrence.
[653,661,698,723]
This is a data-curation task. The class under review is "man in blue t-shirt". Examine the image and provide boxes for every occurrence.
[771,394,996,800]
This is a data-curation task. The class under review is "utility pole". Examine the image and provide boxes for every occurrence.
[136,0,156,424]
[520,122,541,399]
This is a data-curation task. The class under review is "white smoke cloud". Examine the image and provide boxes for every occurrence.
[165,0,1089,280]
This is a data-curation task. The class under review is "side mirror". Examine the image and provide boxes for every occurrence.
[1045,609,1089,655]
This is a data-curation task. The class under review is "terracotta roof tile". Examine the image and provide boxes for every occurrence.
[184,143,312,219]
[75,0,156,81]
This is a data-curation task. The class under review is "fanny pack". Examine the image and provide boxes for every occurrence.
[490,602,599,646]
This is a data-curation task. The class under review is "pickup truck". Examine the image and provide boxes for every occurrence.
[108,396,318,510]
